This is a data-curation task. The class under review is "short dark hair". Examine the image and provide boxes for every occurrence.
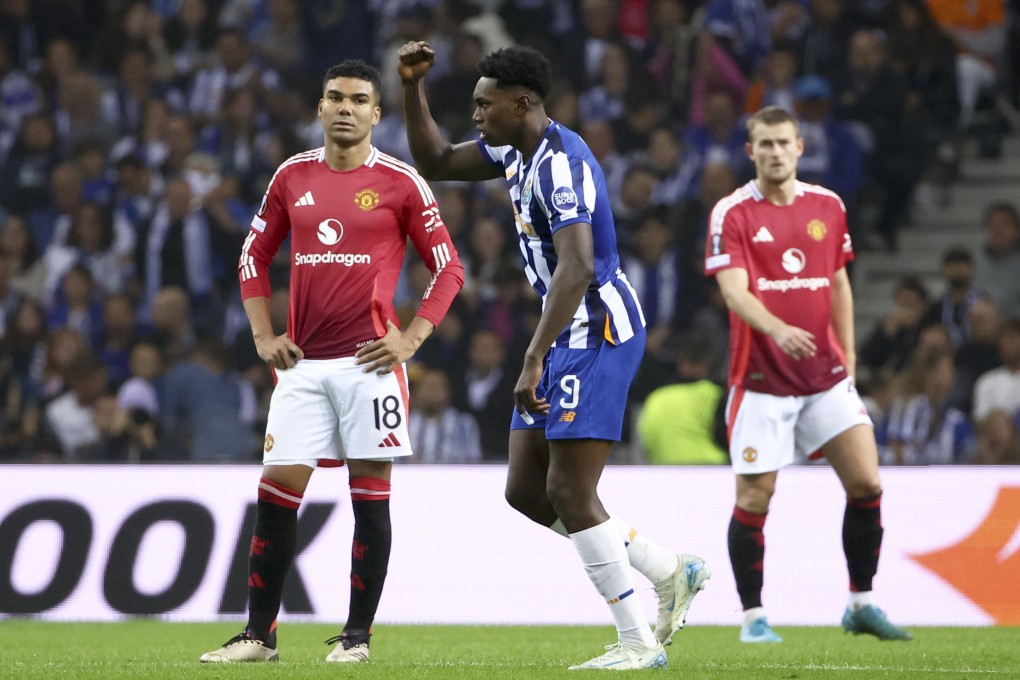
[477,47,552,99]
[323,59,382,98]
[942,246,972,266]
[746,106,799,142]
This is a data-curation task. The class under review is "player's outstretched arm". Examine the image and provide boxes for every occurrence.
[715,267,817,360]
[243,296,304,369]
[398,40,501,182]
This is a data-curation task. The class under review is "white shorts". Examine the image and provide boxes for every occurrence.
[726,377,873,474]
[262,357,412,467]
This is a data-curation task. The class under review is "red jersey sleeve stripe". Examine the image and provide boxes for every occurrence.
[376,153,435,205]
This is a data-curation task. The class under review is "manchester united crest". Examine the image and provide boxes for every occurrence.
[264,434,275,452]
[806,219,827,241]
[743,447,757,463]
[354,188,380,211]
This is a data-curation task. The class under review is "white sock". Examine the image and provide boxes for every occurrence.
[849,591,872,610]
[611,516,679,585]
[743,606,767,625]
[570,519,658,647]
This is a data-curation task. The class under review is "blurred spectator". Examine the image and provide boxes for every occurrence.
[690,0,770,124]
[455,328,515,462]
[428,31,485,142]
[117,340,162,423]
[45,264,103,347]
[408,368,482,464]
[622,209,685,358]
[40,350,110,460]
[884,0,960,168]
[0,213,46,301]
[250,0,309,86]
[921,247,981,348]
[636,331,728,465]
[743,39,798,115]
[792,74,863,210]
[683,89,752,190]
[643,0,700,120]
[831,28,921,250]
[162,0,218,84]
[972,318,1020,427]
[860,275,929,374]
[115,340,163,461]
[160,338,256,461]
[973,411,1020,464]
[579,39,632,124]
[927,0,1008,156]
[54,70,118,151]
[39,326,87,402]
[613,163,659,239]
[800,0,858,80]
[886,345,975,464]
[188,28,284,126]
[581,119,629,213]
[97,293,140,388]
[42,201,129,298]
[140,177,214,311]
[27,160,82,253]
[646,125,698,207]
[0,113,60,215]
[148,285,196,364]
[952,296,1004,414]
[0,32,41,153]
[74,138,115,205]
[971,202,1020,318]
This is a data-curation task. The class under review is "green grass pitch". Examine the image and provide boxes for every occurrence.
[2,621,1017,678]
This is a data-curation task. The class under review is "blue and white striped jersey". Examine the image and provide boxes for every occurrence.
[478,121,645,349]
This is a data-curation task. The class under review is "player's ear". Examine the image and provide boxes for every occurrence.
[317,98,324,118]
[515,93,532,115]
[745,141,754,160]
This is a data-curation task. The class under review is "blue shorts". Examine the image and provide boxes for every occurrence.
[509,327,645,441]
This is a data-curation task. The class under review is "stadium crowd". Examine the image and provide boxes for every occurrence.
[0,0,1018,465]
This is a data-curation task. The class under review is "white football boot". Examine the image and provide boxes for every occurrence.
[568,640,668,670]
[199,630,278,663]
[653,554,711,645]
[325,633,371,663]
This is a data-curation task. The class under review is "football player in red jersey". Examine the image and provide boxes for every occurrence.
[200,60,464,664]
[705,106,911,643]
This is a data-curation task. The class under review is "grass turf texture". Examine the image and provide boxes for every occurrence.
[1,621,1017,678]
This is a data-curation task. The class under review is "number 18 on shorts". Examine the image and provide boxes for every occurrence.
[263,357,412,466]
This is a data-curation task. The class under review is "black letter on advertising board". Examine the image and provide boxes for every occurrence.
[218,502,336,613]
[103,501,214,614]
[0,501,93,614]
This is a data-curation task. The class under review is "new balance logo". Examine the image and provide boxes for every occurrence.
[377,432,401,448]
[294,191,315,207]
[752,226,774,243]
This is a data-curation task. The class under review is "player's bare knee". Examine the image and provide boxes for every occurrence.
[736,485,773,514]
[846,479,882,499]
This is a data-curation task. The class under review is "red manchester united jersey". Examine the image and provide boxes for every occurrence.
[704,180,854,396]
[239,147,464,359]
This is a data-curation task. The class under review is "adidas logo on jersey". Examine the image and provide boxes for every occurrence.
[294,191,315,207]
[377,432,401,448]
[752,226,775,243]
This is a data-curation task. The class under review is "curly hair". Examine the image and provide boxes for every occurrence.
[322,60,382,98]
[477,47,552,99]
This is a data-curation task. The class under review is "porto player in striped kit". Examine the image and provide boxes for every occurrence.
[400,43,708,669]
[200,60,463,664]
[705,106,911,643]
